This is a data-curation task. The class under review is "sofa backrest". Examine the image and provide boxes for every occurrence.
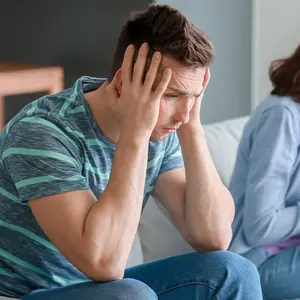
[203,116,249,186]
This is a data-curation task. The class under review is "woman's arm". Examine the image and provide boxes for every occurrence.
[243,104,300,247]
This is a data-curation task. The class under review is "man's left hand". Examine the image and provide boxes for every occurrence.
[178,67,210,133]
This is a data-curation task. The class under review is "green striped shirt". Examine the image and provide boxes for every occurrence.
[0,76,184,297]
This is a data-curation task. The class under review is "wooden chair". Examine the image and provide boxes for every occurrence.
[0,62,64,130]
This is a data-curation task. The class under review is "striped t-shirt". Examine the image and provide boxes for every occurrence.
[0,76,184,298]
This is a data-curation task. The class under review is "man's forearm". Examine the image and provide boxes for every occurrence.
[83,132,149,277]
[178,125,234,250]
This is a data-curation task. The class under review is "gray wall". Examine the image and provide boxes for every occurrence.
[0,0,150,124]
[1,0,252,124]
[254,0,300,105]
[156,0,252,124]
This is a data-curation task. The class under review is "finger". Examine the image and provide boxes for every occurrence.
[152,68,172,100]
[107,74,117,91]
[121,44,135,84]
[132,42,149,85]
[144,51,162,91]
[106,75,120,98]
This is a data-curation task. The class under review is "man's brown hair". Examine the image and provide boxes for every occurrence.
[269,44,300,102]
[109,4,215,81]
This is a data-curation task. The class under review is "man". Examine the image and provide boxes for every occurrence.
[0,4,262,300]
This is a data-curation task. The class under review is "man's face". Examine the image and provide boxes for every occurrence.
[150,55,206,142]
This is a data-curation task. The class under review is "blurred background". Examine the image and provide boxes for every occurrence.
[0,0,299,126]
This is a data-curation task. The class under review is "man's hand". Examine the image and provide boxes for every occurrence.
[178,67,210,133]
[28,43,173,282]
[106,43,172,139]
[174,66,233,250]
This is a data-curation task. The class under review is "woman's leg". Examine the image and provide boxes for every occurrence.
[125,251,262,300]
[21,278,157,300]
[259,245,300,300]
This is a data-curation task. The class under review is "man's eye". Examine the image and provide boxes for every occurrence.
[164,94,178,100]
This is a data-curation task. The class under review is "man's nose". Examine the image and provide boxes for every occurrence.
[174,101,191,124]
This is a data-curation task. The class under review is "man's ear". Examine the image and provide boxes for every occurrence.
[115,68,122,94]
[203,67,210,89]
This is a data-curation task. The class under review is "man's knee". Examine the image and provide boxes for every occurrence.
[210,251,260,283]
[187,250,260,283]
[115,278,157,300]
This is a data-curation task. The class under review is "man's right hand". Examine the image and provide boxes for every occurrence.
[107,42,172,138]
[28,43,172,283]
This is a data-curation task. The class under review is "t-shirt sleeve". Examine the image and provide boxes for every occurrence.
[1,117,89,203]
[159,132,184,175]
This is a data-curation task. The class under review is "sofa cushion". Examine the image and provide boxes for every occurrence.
[126,233,144,268]
[139,198,194,263]
[203,116,249,186]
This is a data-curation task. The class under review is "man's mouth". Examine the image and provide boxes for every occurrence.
[163,125,180,132]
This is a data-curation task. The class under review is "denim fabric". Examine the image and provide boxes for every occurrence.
[259,245,300,299]
[22,251,262,300]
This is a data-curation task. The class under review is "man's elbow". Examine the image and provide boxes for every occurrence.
[82,259,125,282]
[189,230,232,252]
[92,270,124,283]
[208,231,232,251]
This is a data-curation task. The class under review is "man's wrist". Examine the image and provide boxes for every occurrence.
[177,122,204,137]
[119,128,150,147]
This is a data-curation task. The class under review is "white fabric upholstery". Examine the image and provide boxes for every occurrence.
[0,116,249,300]
[203,116,249,186]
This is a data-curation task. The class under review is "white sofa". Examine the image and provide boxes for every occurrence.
[1,116,249,300]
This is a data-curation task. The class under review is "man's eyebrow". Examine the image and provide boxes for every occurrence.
[167,87,202,98]
[157,65,202,97]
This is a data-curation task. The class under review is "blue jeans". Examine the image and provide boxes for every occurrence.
[22,251,262,300]
[259,245,300,299]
